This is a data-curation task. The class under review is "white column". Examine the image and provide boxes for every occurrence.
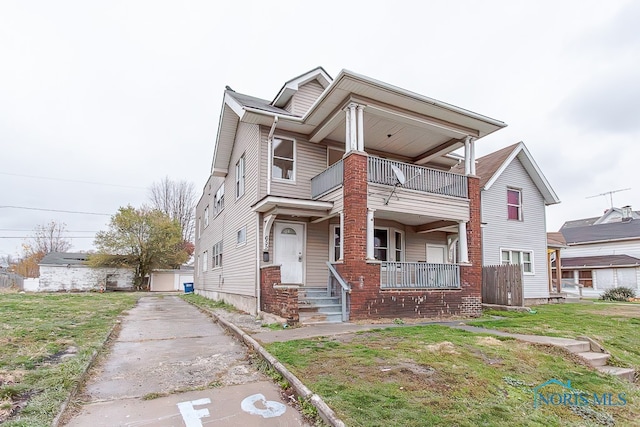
[344,106,352,153]
[339,211,344,260]
[348,103,357,152]
[366,208,375,260]
[464,136,471,176]
[470,138,476,176]
[458,221,469,264]
[356,104,365,152]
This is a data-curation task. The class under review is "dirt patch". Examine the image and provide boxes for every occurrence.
[425,341,459,355]
[40,346,78,365]
[588,304,640,318]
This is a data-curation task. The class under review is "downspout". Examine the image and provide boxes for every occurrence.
[267,116,279,195]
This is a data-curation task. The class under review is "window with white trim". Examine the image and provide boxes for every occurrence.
[202,251,208,272]
[236,154,245,199]
[213,241,223,268]
[501,249,533,274]
[331,225,341,262]
[374,228,389,261]
[272,138,295,181]
[395,231,404,262]
[237,226,246,246]
[507,188,522,220]
[204,205,209,227]
[214,183,224,215]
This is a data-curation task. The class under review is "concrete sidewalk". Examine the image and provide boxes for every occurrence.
[64,296,308,426]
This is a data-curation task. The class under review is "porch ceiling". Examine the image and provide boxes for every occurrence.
[375,210,458,231]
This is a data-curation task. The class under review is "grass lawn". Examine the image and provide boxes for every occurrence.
[468,302,640,369]
[264,309,640,426]
[0,292,139,427]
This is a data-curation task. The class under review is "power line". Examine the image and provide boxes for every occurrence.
[0,236,96,239]
[0,206,111,216]
[0,229,99,232]
[0,172,147,190]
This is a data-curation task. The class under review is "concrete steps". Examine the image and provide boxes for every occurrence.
[596,366,636,382]
[560,338,634,381]
[298,286,343,325]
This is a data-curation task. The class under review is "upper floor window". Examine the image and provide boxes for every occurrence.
[237,226,246,246]
[501,249,533,274]
[236,154,245,199]
[272,138,295,181]
[214,183,225,215]
[204,206,209,227]
[202,251,208,272]
[507,188,522,220]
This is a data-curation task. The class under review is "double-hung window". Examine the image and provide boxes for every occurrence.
[236,154,245,199]
[213,241,223,268]
[237,226,246,246]
[501,249,533,274]
[214,183,224,215]
[204,206,209,227]
[374,229,389,261]
[331,225,341,262]
[507,188,522,220]
[272,138,295,181]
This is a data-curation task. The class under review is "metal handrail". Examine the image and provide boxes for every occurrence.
[326,261,350,321]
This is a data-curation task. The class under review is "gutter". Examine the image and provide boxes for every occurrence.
[267,116,279,195]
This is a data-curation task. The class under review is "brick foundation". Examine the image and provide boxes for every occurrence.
[338,152,483,320]
[260,265,299,324]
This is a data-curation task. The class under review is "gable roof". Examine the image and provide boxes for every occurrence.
[457,141,560,205]
[560,220,640,244]
[40,252,89,266]
[211,67,507,177]
[272,66,332,108]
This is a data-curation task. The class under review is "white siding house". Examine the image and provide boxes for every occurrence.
[458,142,560,302]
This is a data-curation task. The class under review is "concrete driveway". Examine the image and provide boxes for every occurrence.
[64,295,308,426]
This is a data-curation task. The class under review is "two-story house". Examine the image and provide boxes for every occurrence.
[195,67,506,324]
[455,142,560,304]
[558,206,640,297]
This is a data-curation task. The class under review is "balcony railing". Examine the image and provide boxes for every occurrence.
[380,262,461,289]
[368,157,468,199]
[311,159,343,198]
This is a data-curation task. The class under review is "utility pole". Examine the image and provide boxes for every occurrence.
[585,188,631,209]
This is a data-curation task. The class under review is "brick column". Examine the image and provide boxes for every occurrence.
[460,176,482,316]
[337,152,379,319]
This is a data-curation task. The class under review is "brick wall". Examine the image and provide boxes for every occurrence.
[259,265,299,324]
[339,154,483,320]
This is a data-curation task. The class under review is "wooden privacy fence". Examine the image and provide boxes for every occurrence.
[482,264,523,306]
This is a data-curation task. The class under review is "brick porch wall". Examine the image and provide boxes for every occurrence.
[338,152,483,320]
[259,265,299,324]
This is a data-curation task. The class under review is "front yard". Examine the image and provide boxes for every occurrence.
[264,302,640,426]
[0,292,138,426]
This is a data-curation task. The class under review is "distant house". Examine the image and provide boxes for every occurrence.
[557,206,640,297]
[454,142,560,303]
[149,266,194,292]
[195,67,507,323]
[38,252,134,292]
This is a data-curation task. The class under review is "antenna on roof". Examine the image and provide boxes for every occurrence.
[585,188,631,208]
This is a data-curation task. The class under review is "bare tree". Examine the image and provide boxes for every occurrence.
[29,221,72,254]
[148,176,196,242]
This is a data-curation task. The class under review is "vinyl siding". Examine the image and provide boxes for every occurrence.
[317,187,343,215]
[196,122,260,298]
[289,80,325,116]
[259,128,328,200]
[481,157,549,298]
[368,183,470,221]
[561,240,640,259]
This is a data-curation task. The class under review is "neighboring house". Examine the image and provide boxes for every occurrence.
[557,206,640,297]
[149,266,194,292]
[195,67,507,323]
[38,252,134,292]
[454,142,560,303]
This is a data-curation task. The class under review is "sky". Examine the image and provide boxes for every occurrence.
[1,0,639,259]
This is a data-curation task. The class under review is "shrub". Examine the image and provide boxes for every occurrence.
[600,287,636,301]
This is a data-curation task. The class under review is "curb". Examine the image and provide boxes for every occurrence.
[202,308,346,427]
[51,317,123,427]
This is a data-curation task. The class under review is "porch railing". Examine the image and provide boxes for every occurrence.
[311,160,343,199]
[368,157,468,199]
[326,261,350,321]
[380,262,461,289]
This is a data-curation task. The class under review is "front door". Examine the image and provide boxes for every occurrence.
[274,222,304,284]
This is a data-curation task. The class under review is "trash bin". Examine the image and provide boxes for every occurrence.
[183,282,194,293]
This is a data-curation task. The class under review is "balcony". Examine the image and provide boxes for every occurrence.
[368,157,467,199]
[311,157,467,200]
[380,262,461,289]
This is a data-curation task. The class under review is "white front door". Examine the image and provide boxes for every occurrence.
[274,222,304,284]
[426,245,447,264]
